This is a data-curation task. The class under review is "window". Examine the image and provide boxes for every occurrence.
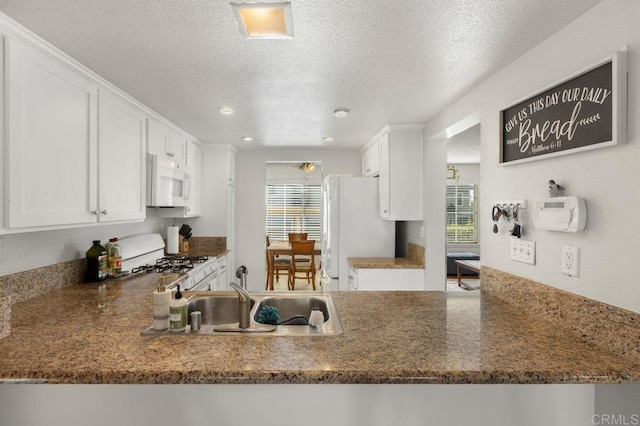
[446,183,478,244]
[265,183,322,241]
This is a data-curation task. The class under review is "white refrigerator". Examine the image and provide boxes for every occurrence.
[321,174,395,290]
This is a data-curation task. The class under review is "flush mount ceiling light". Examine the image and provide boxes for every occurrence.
[219,107,234,115]
[230,1,293,39]
[334,109,349,118]
[242,136,254,142]
[323,137,334,143]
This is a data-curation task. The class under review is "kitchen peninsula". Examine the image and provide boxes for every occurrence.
[0,271,638,384]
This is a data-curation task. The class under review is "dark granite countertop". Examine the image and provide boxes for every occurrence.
[0,273,639,384]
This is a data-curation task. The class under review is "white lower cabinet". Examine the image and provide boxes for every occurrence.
[348,266,424,291]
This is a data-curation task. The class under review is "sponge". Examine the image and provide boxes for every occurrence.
[257,305,280,325]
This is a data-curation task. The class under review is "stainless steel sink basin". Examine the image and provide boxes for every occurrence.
[188,295,254,325]
[142,292,343,336]
[254,295,330,325]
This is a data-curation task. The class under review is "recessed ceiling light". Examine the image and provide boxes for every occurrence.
[219,107,234,115]
[242,136,254,142]
[323,137,334,143]
[334,109,349,118]
[230,1,293,39]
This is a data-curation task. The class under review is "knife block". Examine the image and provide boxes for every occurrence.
[179,236,189,254]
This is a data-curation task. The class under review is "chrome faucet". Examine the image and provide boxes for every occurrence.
[229,282,251,329]
[235,265,248,290]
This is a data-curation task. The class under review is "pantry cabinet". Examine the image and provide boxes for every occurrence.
[376,125,424,221]
[5,37,99,228]
[97,90,147,222]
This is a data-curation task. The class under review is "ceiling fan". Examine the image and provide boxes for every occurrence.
[295,162,316,173]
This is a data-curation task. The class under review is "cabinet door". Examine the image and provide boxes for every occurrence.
[6,38,98,228]
[378,132,391,218]
[98,91,147,222]
[170,130,188,164]
[228,147,236,186]
[362,140,379,177]
[147,118,171,158]
[185,141,202,217]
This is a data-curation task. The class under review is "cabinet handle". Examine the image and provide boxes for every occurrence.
[101,210,107,215]
[167,152,174,157]
[91,210,98,215]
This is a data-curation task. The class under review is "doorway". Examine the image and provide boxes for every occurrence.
[264,161,323,291]
[445,125,481,292]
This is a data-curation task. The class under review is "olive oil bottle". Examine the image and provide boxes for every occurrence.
[86,240,108,282]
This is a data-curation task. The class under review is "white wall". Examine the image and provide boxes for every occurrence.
[0,216,163,276]
[235,149,361,291]
[423,0,640,311]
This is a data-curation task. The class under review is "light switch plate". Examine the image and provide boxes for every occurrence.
[510,238,535,265]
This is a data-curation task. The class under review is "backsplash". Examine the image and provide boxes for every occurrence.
[407,243,425,267]
[187,237,227,256]
[0,293,10,340]
[0,259,86,305]
[482,266,640,363]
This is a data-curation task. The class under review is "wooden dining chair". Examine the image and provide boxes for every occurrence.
[289,240,316,291]
[288,232,311,263]
[265,235,290,290]
[288,232,308,241]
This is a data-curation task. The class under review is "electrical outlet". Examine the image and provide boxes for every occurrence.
[561,246,579,277]
[510,238,535,265]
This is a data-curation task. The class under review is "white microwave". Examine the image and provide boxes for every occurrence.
[146,154,191,207]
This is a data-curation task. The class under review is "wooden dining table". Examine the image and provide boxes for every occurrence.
[266,240,322,290]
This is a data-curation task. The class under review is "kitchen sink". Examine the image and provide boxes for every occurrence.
[188,295,254,325]
[142,293,343,336]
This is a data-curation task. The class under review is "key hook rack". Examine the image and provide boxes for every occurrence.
[492,200,527,236]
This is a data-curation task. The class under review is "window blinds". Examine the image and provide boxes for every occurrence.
[446,183,478,244]
[265,183,322,241]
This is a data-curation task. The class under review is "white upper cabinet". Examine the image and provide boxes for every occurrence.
[169,130,188,164]
[147,118,187,164]
[98,90,147,222]
[377,125,424,221]
[5,37,99,228]
[147,117,171,159]
[361,138,380,177]
[185,141,202,217]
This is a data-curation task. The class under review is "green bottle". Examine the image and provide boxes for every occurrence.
[86,240,108,282]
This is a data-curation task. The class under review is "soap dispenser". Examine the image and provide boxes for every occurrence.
[153,276,171,331]
[169,284,187,332]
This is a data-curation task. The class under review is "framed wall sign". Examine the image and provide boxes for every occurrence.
[499,50,627,165]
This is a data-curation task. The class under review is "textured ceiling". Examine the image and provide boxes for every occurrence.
[0,0,603,149]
